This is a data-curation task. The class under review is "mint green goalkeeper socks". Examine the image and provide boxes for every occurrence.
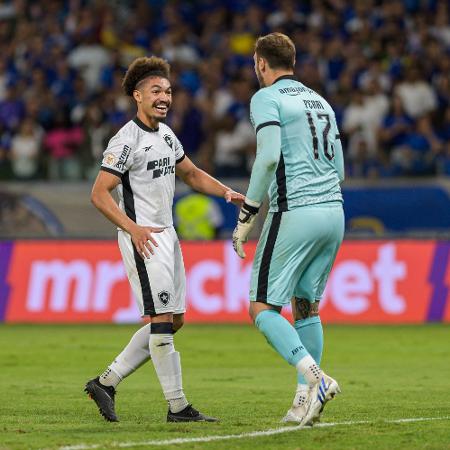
[255,310,309,366]
[294,317,323,385]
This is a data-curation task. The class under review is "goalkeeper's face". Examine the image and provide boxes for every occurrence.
[135,77,172,123]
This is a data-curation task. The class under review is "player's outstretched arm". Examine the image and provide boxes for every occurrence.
[91,171,162,258]
[176,155,244,206]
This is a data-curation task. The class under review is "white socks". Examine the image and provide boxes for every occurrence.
[100,323,151,388]
[292,384,309,407]
[296,354,323,386]
[99,366,121,388]
[149,323,188,413]
[98,322,189,414]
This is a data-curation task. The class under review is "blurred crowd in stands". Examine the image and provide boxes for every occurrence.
[0,0,449,182]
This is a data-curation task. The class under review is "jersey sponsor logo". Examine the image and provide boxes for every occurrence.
[115,145,131,171]
[147,157,175,178]
[158,291,171,306]
[103,153,117,166]
[163,134,174,150]
[278,86,314,96]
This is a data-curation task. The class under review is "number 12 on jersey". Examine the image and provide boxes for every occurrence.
[306,111,335,161]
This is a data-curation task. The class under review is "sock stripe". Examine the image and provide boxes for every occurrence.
[151,322,174,334]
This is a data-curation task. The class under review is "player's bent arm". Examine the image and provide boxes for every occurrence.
[91,171,161,258]
[91,170,138,233]
[176,155,244,205]
[246,124,281,205]
[232,125,281,259]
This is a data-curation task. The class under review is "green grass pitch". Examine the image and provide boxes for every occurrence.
[1,323,449,450]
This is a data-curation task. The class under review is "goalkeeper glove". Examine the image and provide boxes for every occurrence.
[232,199,260,258]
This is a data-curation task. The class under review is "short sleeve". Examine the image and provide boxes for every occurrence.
[250,90,280,134]
[174,135,185,164]
[101,134,134,177]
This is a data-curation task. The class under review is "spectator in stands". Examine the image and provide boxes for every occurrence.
[196,59,235,121]
[378,95,413,164]
[167,88,203,161]
[0,59,14,101]
[266,0,305,32]
[210,75,255,177]
[44,111,83,180]
[364,79,389,129]
[346,139,383,179]
[435,73,450,114]
[10,117,43,180]
[342,90,378,160]
[68,33,111,93]
[395,67,437,119]
[392,116,443,176]
[0,122,12,179]
[359,59,392,93]
[0,85,25,132]
[81,104,111,179]
[50,60,77,107]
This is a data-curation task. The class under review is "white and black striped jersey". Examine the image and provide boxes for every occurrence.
[100,117,185,228]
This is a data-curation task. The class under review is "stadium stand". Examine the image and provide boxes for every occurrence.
[0,0,447,182]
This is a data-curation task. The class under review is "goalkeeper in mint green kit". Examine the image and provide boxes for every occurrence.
[232,33,345,426]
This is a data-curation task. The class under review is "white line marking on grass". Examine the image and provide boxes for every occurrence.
[59,416,450,450]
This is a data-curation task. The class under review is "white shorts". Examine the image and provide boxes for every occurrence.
[118,227,186,317]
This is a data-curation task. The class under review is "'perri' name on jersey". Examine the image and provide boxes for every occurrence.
[100,117,185,228]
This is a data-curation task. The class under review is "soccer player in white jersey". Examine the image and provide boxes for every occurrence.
[85,56,244,423]
[232,33,345,426]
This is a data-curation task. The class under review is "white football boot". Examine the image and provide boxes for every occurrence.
[281,386,310,423]
[301,373,341,426]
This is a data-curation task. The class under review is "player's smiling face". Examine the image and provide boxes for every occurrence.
[135,77,172,126]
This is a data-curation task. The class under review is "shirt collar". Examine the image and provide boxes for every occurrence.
[273,74,298,84]
[133,116,159,132]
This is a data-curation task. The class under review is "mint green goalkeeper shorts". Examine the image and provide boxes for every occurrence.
[249,201,344,306]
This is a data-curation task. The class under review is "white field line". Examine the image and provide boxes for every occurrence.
[59,416,450,450]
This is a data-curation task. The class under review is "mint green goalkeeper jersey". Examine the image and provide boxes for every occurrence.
[247,75,344,211]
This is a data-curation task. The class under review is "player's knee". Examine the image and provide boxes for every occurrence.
[249,301,280,322]
[173,314,184,333]
[293,297,320,321]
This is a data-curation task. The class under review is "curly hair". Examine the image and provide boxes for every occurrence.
[122,56,171,97]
